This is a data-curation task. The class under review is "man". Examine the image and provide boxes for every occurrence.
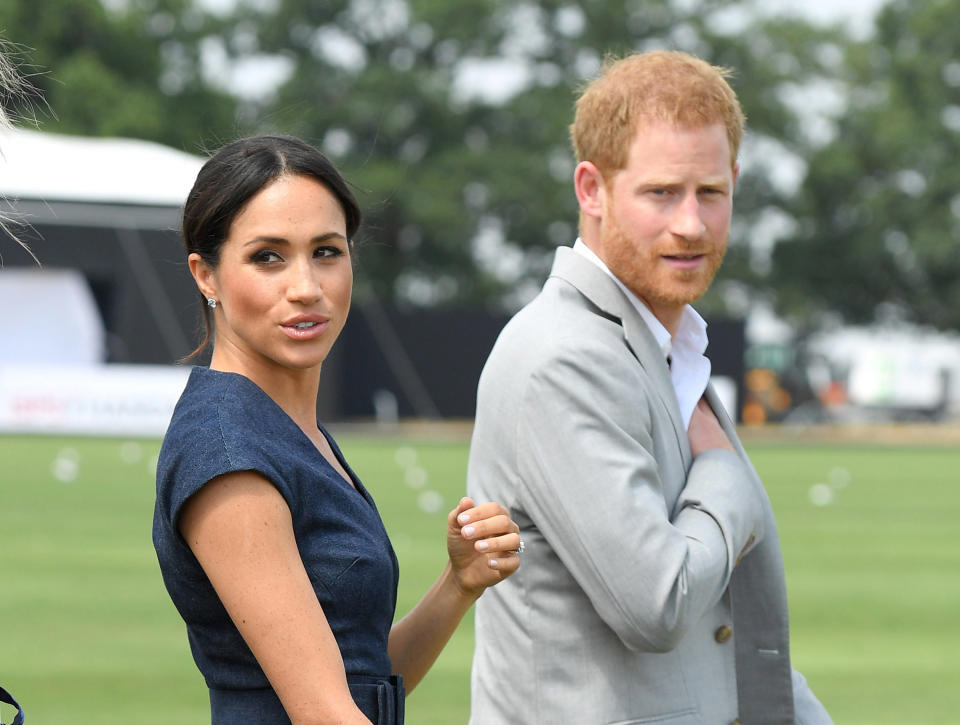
[467,50,832,724]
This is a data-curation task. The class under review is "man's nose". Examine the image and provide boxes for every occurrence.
[670,195,707,239]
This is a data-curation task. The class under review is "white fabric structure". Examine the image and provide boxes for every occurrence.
[0,267,105,364]
[0,126,203,206]
[809,326,960,416]
[0,128,204,435]
[0,362,191,436]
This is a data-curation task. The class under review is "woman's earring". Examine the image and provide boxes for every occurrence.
[207,297,217,309]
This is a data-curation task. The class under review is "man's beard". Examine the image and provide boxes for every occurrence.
[601,215,726,311]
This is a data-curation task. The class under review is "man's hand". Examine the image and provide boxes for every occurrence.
[688,397,736,457]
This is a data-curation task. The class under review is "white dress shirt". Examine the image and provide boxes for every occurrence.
[572,239,711,430]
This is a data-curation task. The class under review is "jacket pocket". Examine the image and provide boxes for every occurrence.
[607,707,700,725]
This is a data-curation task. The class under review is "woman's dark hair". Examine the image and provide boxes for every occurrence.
[1,40,43,264]
[181,134,361,360]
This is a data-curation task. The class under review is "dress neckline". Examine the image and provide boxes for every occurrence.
[192,366,376,508]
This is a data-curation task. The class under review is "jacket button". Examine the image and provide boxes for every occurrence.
[714,625,733,643]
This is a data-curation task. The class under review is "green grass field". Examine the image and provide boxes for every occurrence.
[1,432,958,724]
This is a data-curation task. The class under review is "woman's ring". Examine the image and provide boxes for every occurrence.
[516,539,525,555]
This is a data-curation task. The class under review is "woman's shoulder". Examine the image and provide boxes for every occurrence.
[159,368,285,479]
[167,367,276,437]
[156,368,294,521]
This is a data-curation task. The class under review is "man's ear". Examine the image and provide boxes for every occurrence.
[574,161,606,219]
[732,162,740,190]
[188,252,217,301]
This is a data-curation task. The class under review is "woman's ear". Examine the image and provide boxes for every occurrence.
[188,253,217,301]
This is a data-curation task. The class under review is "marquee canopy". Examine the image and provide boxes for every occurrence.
[0,127,205,229]
[0,127,204,204]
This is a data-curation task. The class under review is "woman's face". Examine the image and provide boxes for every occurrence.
[191,173,353,376]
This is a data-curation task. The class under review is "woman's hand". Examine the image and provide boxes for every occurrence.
[388,497,521,690]
[446,497,521,598]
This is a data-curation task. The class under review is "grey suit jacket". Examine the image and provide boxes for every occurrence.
[467,247,832,724]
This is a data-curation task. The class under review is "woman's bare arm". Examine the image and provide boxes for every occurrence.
[388,498,520,692]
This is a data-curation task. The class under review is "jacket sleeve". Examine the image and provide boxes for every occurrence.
[792,669,834,724]
[515,336,766,652]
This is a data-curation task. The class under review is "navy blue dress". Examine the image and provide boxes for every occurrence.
[153,367,404,724]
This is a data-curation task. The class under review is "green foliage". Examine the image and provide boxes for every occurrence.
[9,0,950,327]
[1,432,959,724]
[772,0,960,329]
[0,0,239,151]
[235,0,845,310]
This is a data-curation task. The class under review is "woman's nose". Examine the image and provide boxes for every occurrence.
[286,258,323,303]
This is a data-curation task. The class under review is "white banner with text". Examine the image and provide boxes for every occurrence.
[0,364,191,437]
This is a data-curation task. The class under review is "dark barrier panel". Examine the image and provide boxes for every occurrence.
[328,304,745,422]
[706,318,746,423]
[327,303,512,420]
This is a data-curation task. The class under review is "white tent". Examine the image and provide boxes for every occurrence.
[0,267,104,364]
[0,126,203,209]
[0,128,204,435]
[1,127,204,232]
[1,126,207,362]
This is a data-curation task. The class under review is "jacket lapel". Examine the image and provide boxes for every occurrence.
[549,247,688,459]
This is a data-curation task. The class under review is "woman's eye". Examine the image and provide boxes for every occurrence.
[252,250,282,264]
[315,245,344,259]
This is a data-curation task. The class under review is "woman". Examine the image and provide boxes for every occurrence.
[152,135,521,725]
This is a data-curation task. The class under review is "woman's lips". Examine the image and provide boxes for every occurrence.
[280,315,330,340]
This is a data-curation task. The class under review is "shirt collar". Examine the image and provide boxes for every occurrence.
[674,304,709,357]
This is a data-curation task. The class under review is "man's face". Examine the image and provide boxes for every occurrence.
[594,121,737,331]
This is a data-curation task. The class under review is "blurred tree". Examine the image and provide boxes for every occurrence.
[0,0,239,151]
[772,0,960,330]
[232,0,845,309]
[4,0,852,312]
